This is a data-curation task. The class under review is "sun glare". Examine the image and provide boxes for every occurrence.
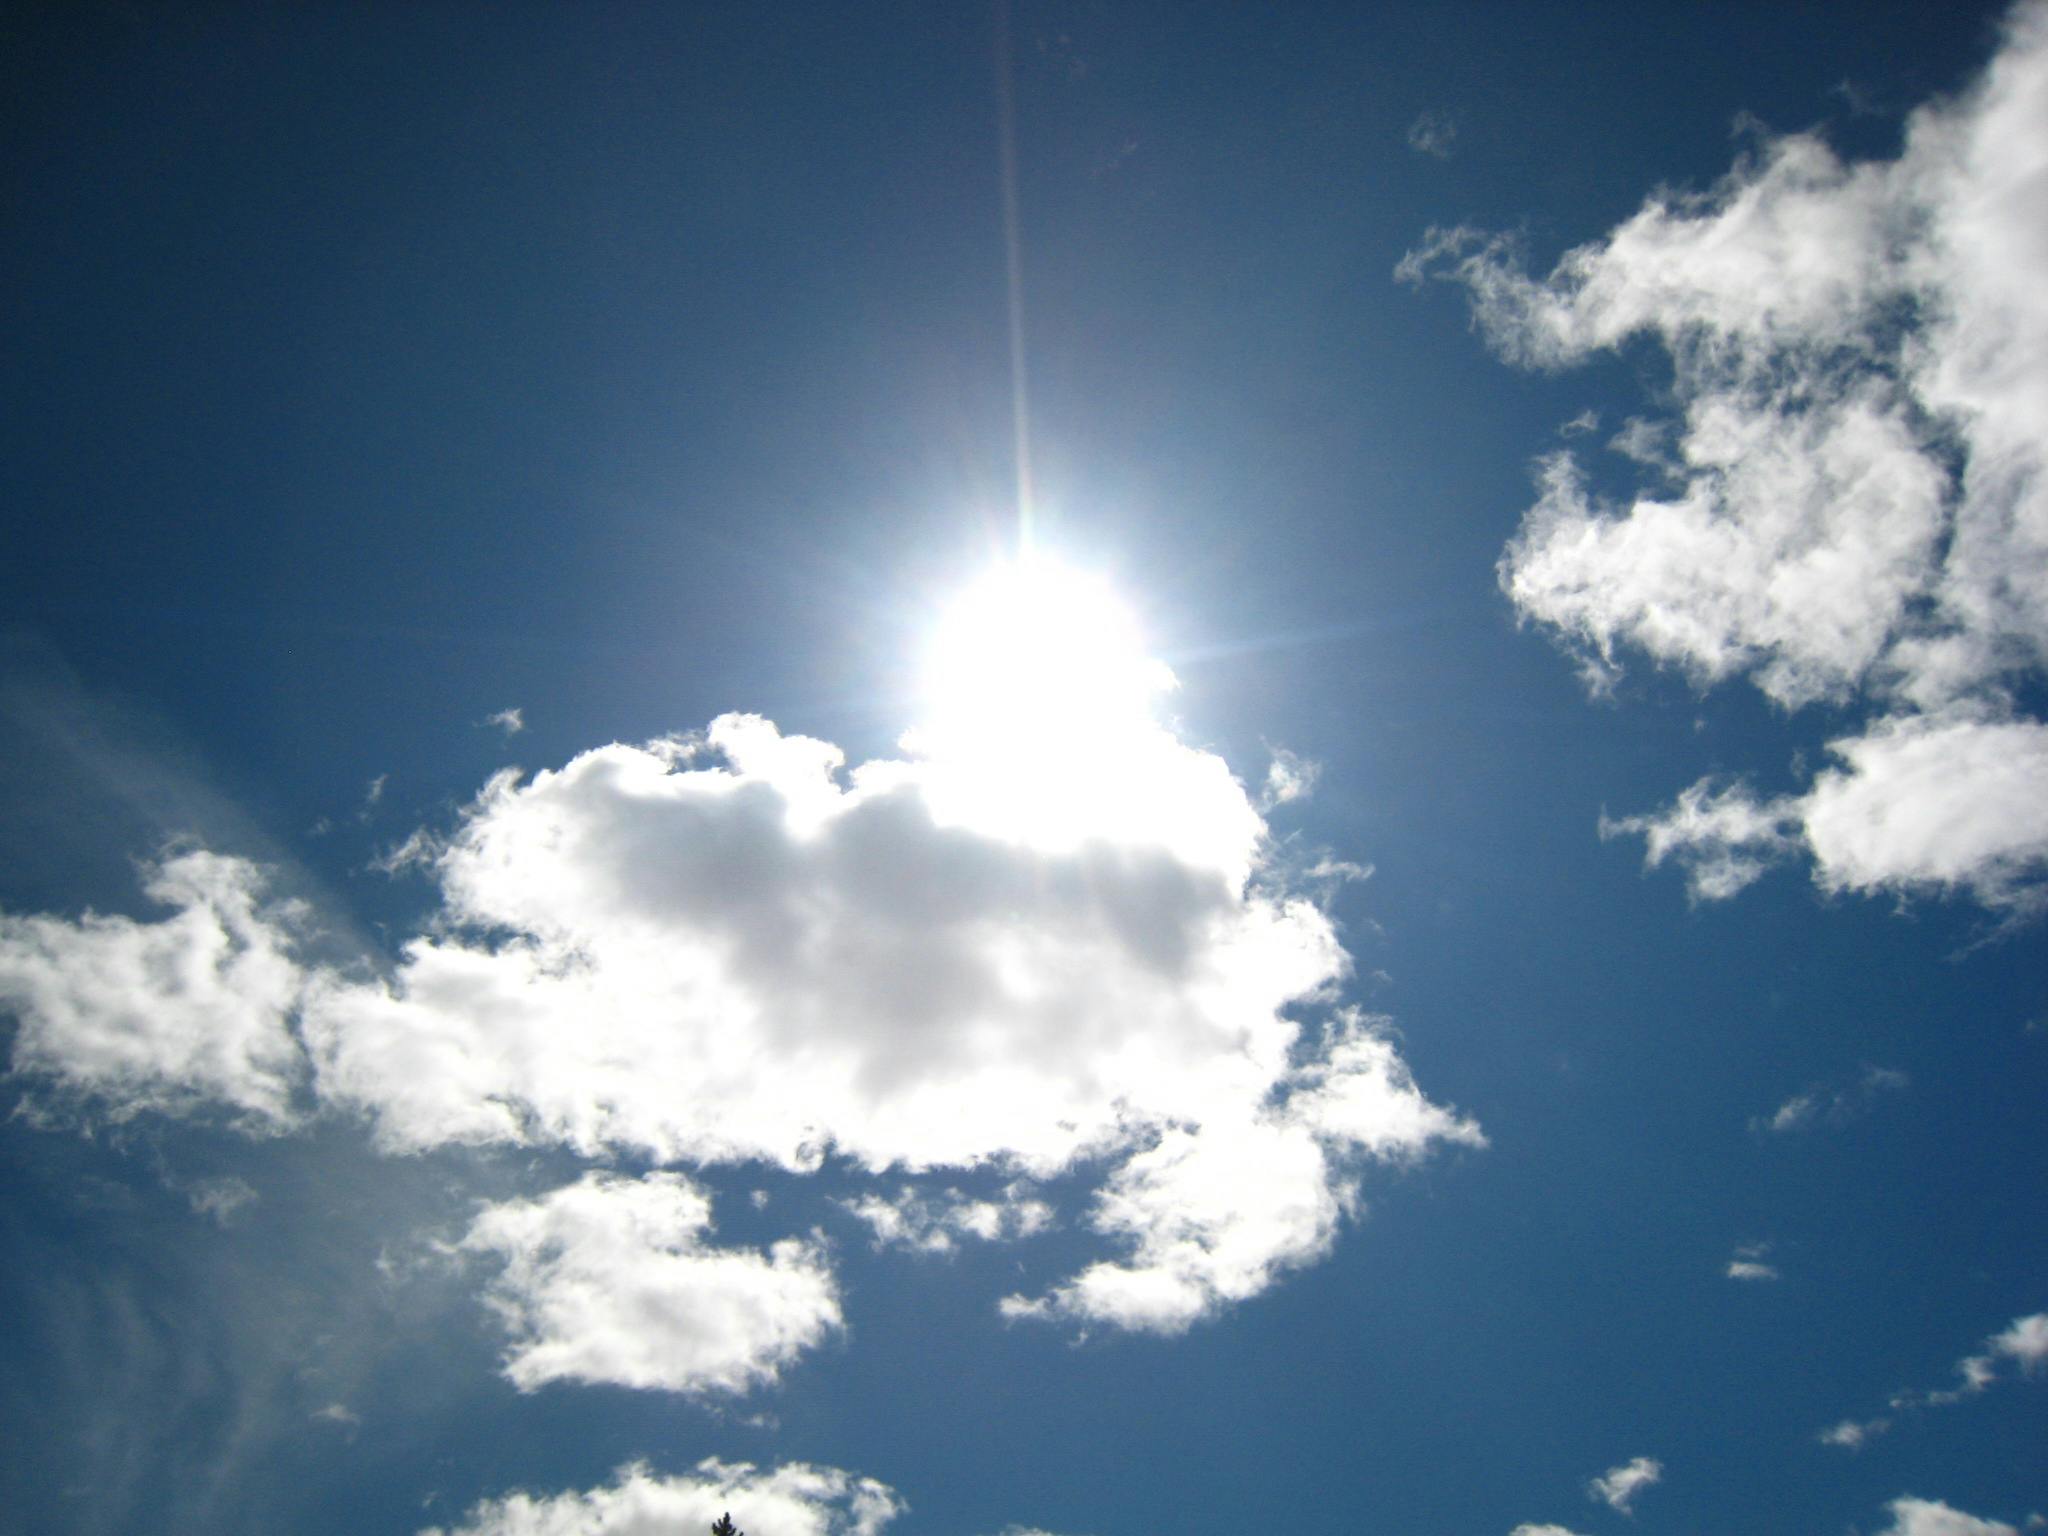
[918,555,1172,753]
[901,554,1225,859]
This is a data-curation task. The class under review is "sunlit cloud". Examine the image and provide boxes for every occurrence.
[0,556,1479,1344]
[420,1458,903,1536]
[1873,1497,2024,1536]
[1404,0,2048,914]
[0,849,309,1130]
[460,1172,842,1396]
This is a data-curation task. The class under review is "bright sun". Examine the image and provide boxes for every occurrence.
[904,553,1213,858]
[917,554,1173,754]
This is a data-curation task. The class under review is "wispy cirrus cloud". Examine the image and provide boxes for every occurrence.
[1406,109,1458,159]
[1403,0,2048,915]
[1823,1308,2048,1448]
[1725,1241,1779,1282]
[1752,1064,1907,1135]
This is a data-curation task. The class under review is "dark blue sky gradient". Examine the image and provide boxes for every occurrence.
[2,4,2042,1534]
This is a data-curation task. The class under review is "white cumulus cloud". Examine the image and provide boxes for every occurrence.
[0,579,1478,1340]
[0,849,308,1128]
[1405,0,2048,913]
[460,1171,842,1396]
[1876,1497,2022,1536]
[420,1458,902,1536]
[1002,1015,1481,1334]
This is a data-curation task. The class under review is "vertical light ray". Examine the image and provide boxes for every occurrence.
[994,0,1034,553]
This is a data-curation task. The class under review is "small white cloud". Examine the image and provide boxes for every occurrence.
[1874,1497,2022,1536]
[484,708,525,736]
[1726,1244,1779,1282]
[1559,409,1600,438]
[312,1402,360,1428]
[363,774,388,811]
[368,827,442,878]
[1606,416,1672,468]
[1509,1527,1591,1536]
[420,1458,903,1536]
[1587,1456,1662,1516]
[460,1171,842,1396]
[1261,747,1321,809]
[1993,1312,2048,1372]
[1603,777,1799,902]
[1406,109,1457,159]
[1753,1064,1907,1134]
[1819,1417,1889,1450]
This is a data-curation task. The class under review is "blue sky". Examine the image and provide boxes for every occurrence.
[2,4,2045,1535]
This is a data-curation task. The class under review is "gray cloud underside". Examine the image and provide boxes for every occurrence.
[0,710,1480,1356]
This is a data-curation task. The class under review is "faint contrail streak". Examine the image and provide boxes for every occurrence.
[994,0,1034,552]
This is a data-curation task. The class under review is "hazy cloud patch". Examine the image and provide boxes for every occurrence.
[1406,109,1458,159]
[1753,1064,1907,1135]
[1587,1456,1662,1515]
[1726,1242,1779,1281]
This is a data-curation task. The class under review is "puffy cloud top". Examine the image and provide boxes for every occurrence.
[2,648,1478,1340]
[461,1172,842,1396]
[421,1459,902,1536]
[1407,1,2048,912]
